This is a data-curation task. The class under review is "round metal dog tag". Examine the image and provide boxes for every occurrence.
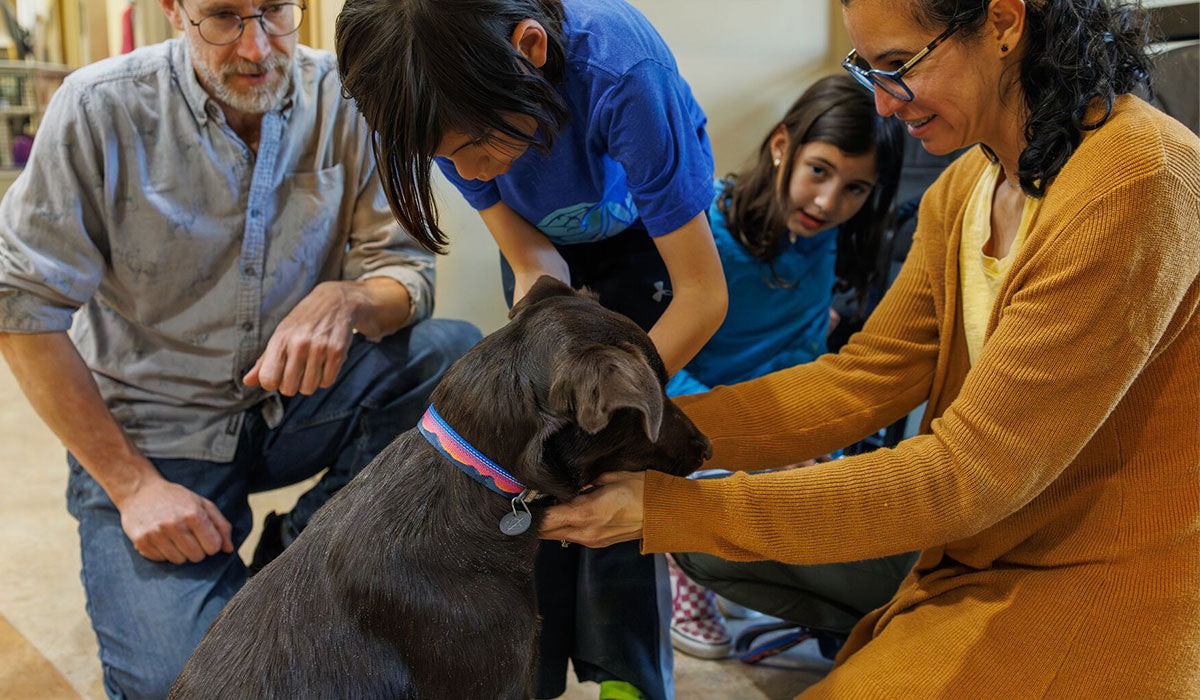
[499,511,532,536]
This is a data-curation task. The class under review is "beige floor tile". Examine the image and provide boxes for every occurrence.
[0,612,80,700]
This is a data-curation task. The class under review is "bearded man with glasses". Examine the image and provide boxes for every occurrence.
[0,2,481,697]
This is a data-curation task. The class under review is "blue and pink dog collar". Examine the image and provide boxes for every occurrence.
[418,404,527,497]
[418,405,544,536]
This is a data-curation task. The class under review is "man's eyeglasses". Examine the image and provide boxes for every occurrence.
[841,22,961,102]
[178,2,306,46]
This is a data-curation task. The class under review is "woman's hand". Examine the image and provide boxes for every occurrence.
[540,471,647,547]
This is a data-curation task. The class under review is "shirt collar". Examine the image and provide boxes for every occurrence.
[171,38,299,126]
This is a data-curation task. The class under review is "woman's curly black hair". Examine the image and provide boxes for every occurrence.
[1014,0,1151,196]
[853,0,1152,198]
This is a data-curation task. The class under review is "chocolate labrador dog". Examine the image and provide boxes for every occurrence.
[169,276,711,700]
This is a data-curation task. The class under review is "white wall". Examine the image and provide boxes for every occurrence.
[323,0,842,334]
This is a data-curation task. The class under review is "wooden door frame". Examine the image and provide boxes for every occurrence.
[300,0,321,48]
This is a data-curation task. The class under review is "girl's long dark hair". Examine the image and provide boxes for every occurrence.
[720,74,903,300]
[858,0,1152,197]
[335,0,570,253]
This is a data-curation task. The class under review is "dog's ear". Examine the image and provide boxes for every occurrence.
[508,275,576,320]
[548,342,663,442]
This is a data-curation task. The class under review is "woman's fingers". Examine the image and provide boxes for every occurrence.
[539,472,646,547]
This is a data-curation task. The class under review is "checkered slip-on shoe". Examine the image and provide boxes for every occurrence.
[667,555,731,659]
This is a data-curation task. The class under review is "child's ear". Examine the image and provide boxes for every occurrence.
[768,125,789,165]
[511,19,549,69]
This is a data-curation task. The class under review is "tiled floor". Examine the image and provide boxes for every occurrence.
[0,361,829,699]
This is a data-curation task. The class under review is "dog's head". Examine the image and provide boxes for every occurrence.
[429,276,711,501]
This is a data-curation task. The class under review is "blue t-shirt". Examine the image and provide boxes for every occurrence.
[667,180,838,397]
[436,0,713,245]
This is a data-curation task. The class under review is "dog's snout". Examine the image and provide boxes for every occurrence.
[700,436,713,461]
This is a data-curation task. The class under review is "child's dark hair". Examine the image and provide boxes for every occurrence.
[719,74,903,300]
[843,0,1152,197]
[335,0,571,253]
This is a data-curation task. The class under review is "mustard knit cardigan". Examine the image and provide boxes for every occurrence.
[647,96,1200,698]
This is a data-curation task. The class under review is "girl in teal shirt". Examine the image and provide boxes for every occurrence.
[669,75,903,398]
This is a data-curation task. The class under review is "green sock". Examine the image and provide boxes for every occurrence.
[598,680,646,700]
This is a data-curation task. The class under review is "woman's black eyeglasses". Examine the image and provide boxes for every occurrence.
[841,22,961,102]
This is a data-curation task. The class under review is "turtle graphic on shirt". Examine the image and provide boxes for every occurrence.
[537,192,638,245]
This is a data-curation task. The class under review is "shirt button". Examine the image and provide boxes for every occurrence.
[244,266,256,277]
[241,321,254,331]
[249,209,261,218]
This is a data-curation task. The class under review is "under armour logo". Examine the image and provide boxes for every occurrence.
[652,281,672,303]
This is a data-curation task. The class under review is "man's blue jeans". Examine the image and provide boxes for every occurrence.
[65,319,480,700]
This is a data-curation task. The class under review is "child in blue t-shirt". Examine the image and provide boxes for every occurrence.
[336,1,724,698]
[662,75,904,661]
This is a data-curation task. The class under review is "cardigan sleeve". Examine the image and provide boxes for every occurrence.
[644,160,1200,564]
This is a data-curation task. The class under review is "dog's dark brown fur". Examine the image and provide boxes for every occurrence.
[169,277,711,700]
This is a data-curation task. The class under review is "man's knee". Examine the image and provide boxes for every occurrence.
[78,527,239,700]
[348,319,479,390]
[389,318,481,378]
[414,318,482,369]
[100,637,197,700]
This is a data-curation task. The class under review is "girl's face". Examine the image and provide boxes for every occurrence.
[432,20,551,181]
[776,139,877,238]
[436,113,539,182]
[842,0,1007,156]
[436,132,529,181]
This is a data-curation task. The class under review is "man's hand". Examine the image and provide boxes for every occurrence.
[1,331,236,564]
[539,471,646,548]
[114,473,234,564]
[243,281,364,396]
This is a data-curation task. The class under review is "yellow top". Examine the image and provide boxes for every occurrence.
[646,97,1200,698]
[959,162,1041,364]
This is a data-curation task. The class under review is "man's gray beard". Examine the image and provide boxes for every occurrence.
[190,38,292,115]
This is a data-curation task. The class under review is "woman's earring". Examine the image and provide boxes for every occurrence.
[1001,43,1009,53]
[773,156,781,168]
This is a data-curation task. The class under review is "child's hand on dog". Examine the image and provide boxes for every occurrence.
[540,471,646,547]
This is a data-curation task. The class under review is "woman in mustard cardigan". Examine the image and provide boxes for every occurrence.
[543,0,1200,695]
